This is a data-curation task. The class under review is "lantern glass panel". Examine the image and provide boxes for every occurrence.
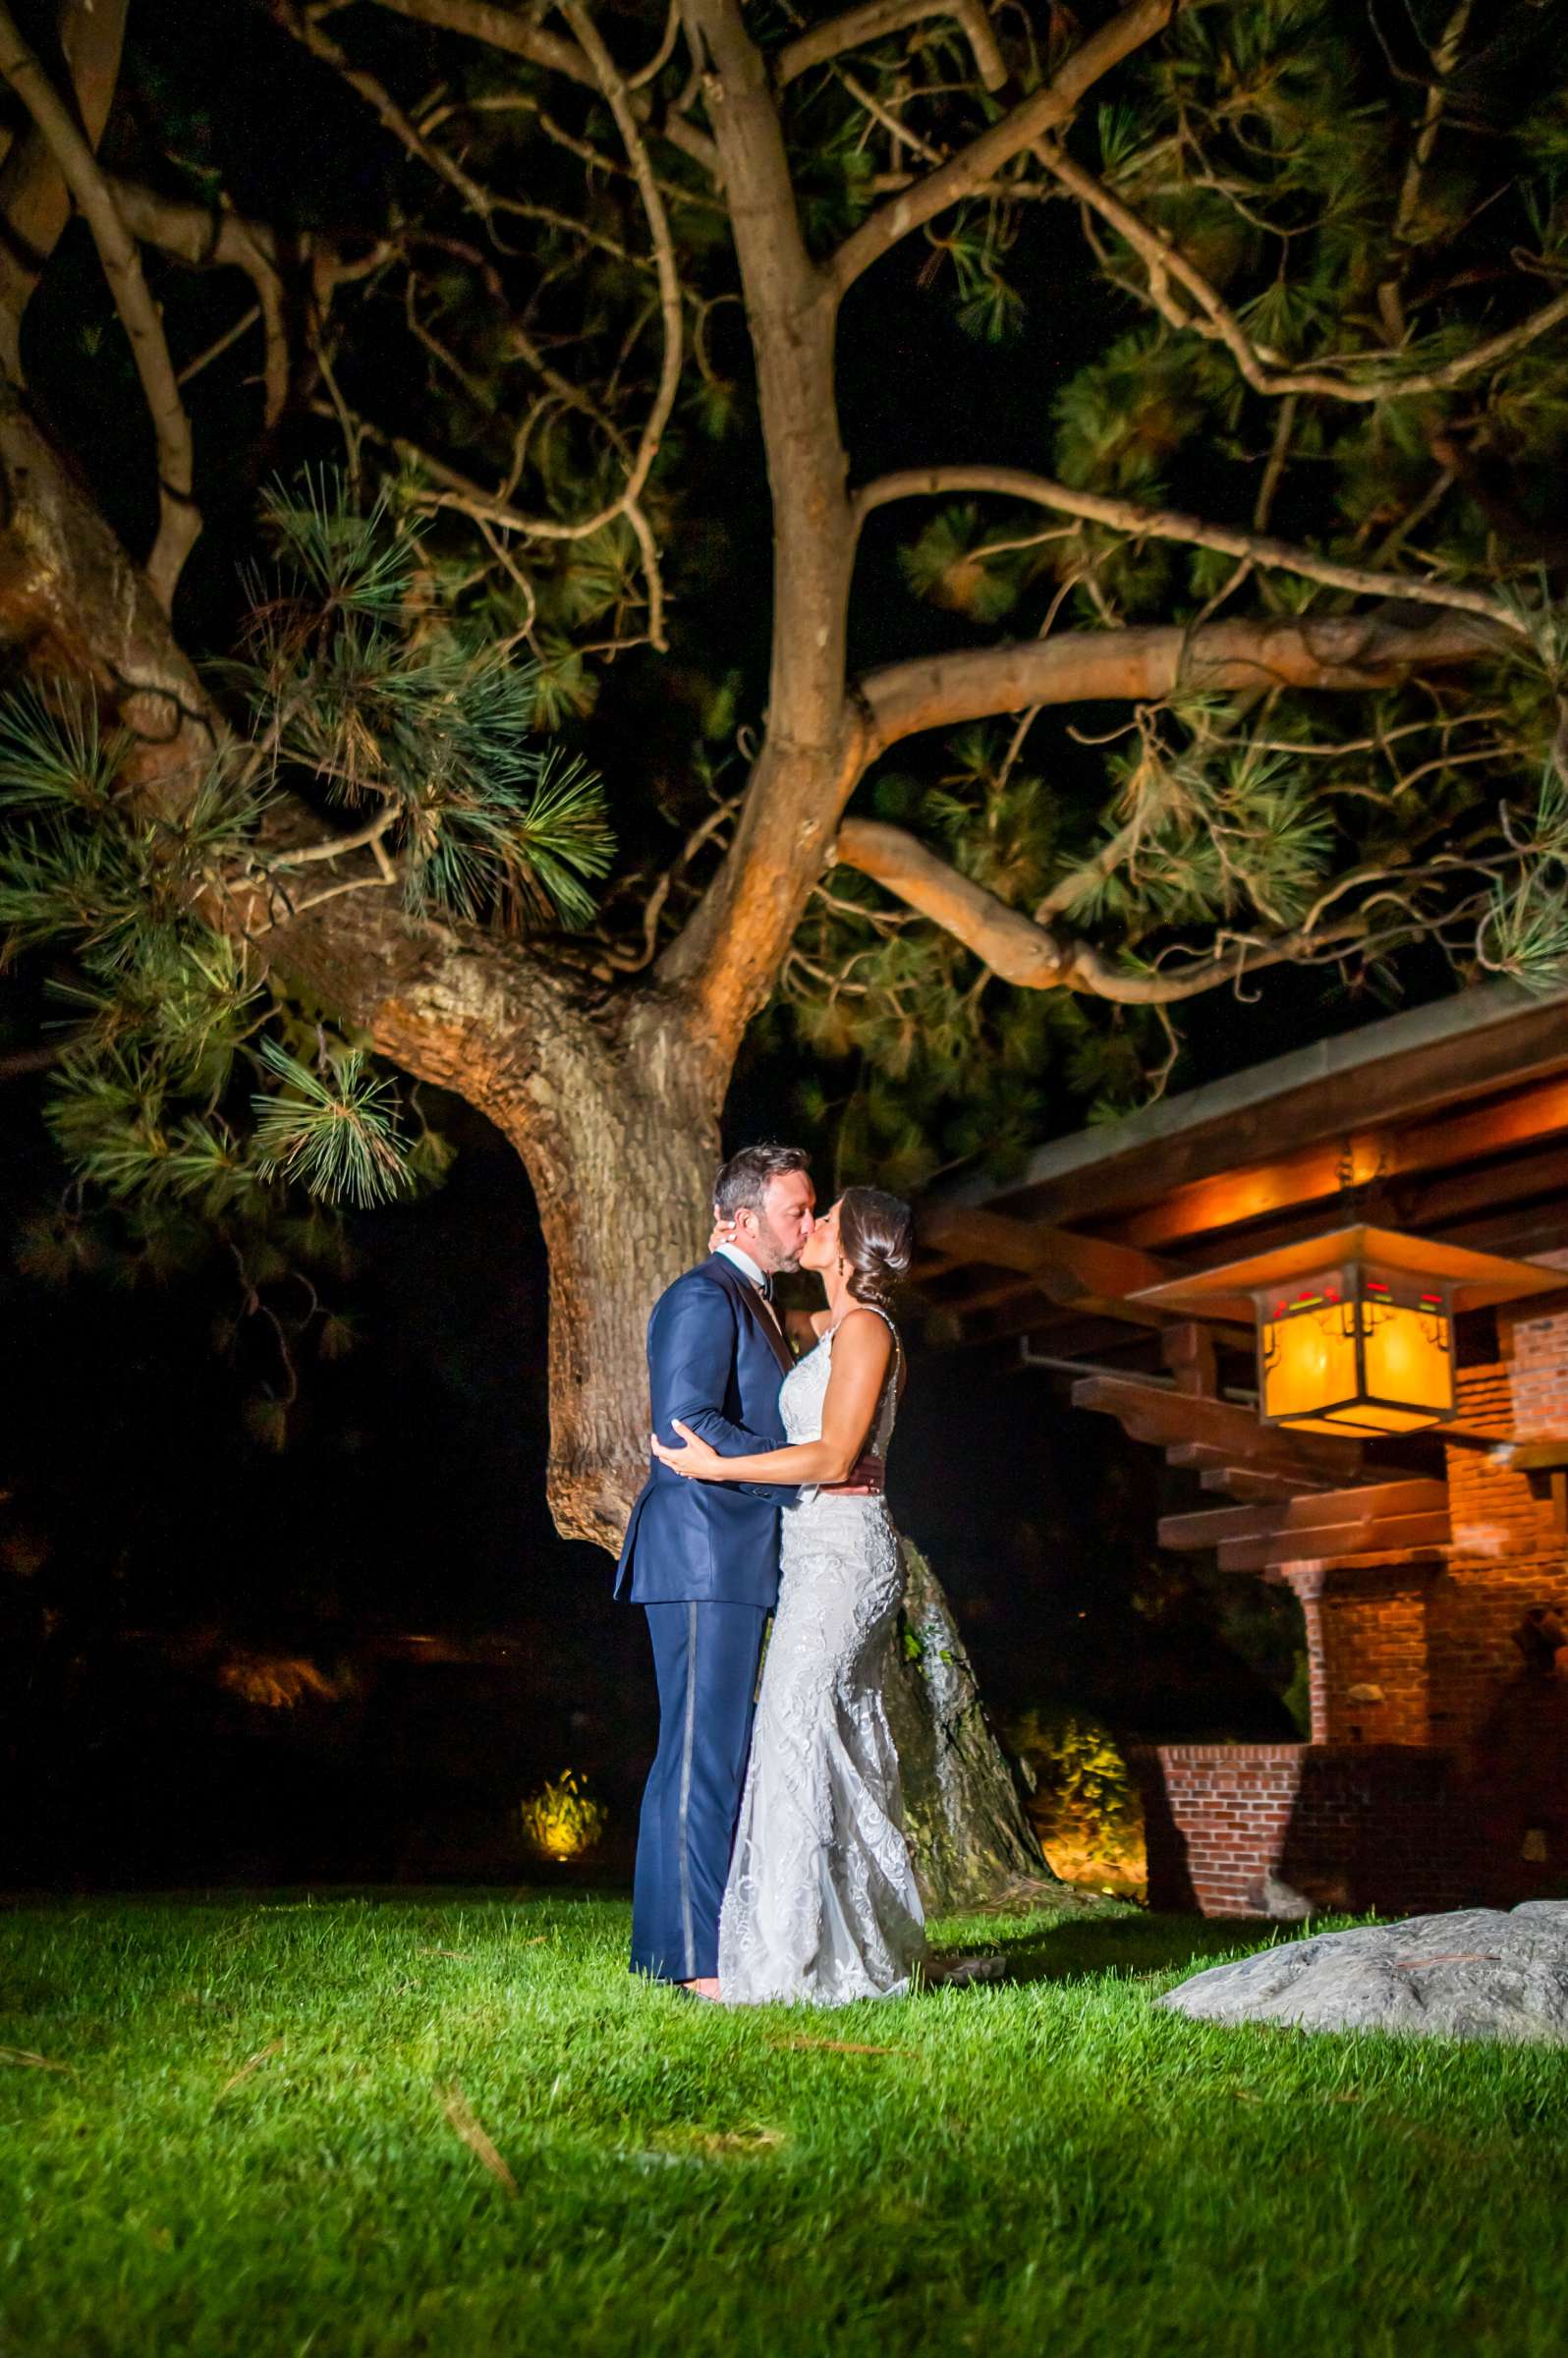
[1345,1266,1453,1430]
[1259,1269,1356,1424]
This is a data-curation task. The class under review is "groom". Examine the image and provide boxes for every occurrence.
[616,1143,832,1993]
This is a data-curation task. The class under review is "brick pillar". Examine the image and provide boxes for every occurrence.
[1275,1552,1439,1745]
[1274,1561,1328,1741]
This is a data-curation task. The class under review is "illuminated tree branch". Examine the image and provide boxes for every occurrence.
[852,464,1523,630]
[0,1,198,610]
[1035,136,1568,407]
[363,0,721,180]
[828,0,1171,293]
[775,0,1006,93]
[106,176,290,430]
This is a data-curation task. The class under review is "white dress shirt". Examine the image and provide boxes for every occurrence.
[715,1239,789,1345]
[715,1239,769,1292]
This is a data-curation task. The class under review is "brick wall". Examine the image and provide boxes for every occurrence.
[1429,1354,1568,1765]
[1148,1303,1568,1919]
[1131,1742,1465,1919]
[1275,1557,1437,1746]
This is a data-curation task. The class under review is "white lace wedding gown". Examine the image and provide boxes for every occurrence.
[718,1307,927,2005]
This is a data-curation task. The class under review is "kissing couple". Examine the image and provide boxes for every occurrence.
[615,1143,925,2006]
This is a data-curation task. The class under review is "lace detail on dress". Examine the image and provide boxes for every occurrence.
[718,1306,926,2005]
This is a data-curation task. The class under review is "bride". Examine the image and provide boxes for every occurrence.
[651,1186,926,2006]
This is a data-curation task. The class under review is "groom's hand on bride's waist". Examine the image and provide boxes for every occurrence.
[819,1453,885,1497]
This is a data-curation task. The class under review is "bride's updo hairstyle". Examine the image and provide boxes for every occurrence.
[837,1186,914,1314]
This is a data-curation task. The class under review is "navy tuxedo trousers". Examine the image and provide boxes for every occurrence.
[630,1600,769,1983]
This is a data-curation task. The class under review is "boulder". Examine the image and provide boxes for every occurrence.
[1160,1902,1568,2042]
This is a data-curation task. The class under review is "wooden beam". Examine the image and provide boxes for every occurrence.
[965,998,1568,1234]
[1199,1466,1327,1501]
[1389,1140,1568,1232]
[1071,1374,1367,1482]
[1019,1314,1164,1364]
[1112,1074,1568,1251]
[1167,1441,1356,1491]
[1505,1441,1568,1536]
[921,1206,1255,1346]
[1159,1479,1450,1553]
[935,1267,1065,1318]
[1116,1138,1376,1251]
[918,1204,1170,1299]
[1162,1320,1217,1396]
[1216,1512,1452,1572]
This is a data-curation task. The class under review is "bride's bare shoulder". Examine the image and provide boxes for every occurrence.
[830,1305,895,1355]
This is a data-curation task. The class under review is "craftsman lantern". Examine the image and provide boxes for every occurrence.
[1135,1225,1562,1439]
[1256,1256,1453,1432]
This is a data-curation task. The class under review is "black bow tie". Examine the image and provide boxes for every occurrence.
[756,1274,773,1304]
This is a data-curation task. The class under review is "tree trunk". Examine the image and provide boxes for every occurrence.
[482,1000,723,1548]
[887,1539,1057,1910]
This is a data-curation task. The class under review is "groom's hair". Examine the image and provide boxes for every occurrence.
[714,1142,810,1218]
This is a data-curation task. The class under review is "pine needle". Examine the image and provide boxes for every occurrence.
[437,2084,518,2197]
[767,2036,911,2057]
[215,2040,283,2101]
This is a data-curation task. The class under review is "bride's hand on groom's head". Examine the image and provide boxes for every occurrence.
[707,1213,737,1254]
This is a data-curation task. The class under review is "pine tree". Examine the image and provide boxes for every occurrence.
[3,0,1568,1898]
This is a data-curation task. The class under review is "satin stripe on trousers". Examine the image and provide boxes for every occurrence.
[631,1600,768,1983]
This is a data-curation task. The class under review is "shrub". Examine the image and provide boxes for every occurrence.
[519,1769,607,1864]
[1007,1707,1146,1893]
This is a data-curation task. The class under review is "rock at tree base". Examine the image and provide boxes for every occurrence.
[885,1539,1055,1912]
[1160,1903,1568,2042]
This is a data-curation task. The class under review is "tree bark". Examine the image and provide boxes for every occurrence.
[480,1000,722,1548]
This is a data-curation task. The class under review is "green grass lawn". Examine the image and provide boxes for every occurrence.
[4,1890,1568,2356]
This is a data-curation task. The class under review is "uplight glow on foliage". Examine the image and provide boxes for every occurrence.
[519,1771,608,1865]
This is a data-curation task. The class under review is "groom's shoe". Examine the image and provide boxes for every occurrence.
[679,1977,722,2000]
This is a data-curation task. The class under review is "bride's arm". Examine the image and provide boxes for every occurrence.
[652,1313,892,1487]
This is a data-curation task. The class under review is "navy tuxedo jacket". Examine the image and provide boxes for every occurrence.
[614,1254,794,1607]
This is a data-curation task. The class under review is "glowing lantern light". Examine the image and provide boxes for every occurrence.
[1257,1260,1454,1433]
[1136,1226,1561,1438]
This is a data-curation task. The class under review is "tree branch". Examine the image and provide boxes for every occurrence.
[0,1039,62,1081]
[553,0,683,646]
[268,0,501,222]
[1376,0,1475,347]
[361,0,721,179]
[0,378,580,1119]
[650,0,860,1058]
[833,814,1068,983]
[832,815,1372,1001]
[829,0,1171,294]
[776,0,1005,93]
[0,0,126,369]
[106,176,290,429]
[853,463,1521,630]
[0,4,198,611]
[1036,136,1568,406]
[858,609,1507,752]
